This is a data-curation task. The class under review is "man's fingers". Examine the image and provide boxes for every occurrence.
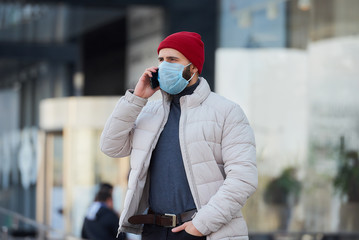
[146,67,158,73]
[171,222,187,232]
[144,67,158,78]
[134,66,159,98]
[145,70,153,78]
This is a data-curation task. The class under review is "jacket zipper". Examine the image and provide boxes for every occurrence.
[179,98,201,210]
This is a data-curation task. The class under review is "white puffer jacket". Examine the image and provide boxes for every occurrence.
[100,78,257,240]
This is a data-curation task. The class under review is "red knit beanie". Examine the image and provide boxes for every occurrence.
[157,31,205,74]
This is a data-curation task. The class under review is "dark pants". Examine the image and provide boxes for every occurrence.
[142,224,206,240]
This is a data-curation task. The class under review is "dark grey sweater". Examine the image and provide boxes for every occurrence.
[148,80,200,215]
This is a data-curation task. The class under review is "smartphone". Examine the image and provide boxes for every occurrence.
[150,71,159,89]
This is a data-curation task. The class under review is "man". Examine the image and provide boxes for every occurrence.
[81,185,125,240]
[100,31,257,240]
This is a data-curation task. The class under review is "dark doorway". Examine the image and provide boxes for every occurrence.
[82,17,127,96]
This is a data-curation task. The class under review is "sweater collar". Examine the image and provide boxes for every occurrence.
[172,79,201,104]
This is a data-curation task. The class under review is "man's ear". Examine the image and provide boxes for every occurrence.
[191,65,199,74]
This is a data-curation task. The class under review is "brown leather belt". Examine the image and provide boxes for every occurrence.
[128,209,197,227]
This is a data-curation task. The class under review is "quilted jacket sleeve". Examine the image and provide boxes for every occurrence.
[192,104,258,235]
[100,90,147,158]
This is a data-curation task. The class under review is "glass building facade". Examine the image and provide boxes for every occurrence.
[216,0,359,235]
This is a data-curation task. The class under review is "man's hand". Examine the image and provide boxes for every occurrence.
[133,67,160,99]
[171,221,204,237]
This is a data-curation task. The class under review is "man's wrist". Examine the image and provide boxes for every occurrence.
[125,90,148,106]
[132,90,148,99]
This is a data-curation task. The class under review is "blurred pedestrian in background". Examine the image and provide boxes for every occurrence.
[81,183,126,240]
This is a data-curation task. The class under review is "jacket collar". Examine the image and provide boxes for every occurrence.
[161,77,211,108]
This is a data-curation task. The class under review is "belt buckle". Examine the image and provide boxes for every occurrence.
[164,213,176,227]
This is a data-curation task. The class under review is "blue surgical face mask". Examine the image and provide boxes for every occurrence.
[158,61,195,95]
